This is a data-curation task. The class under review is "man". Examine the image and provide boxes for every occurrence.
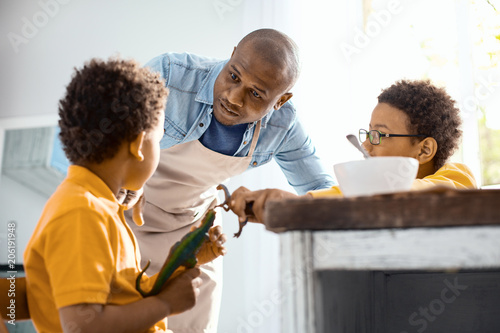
[125,28,334,333]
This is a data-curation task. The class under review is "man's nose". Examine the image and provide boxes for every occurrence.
[227,86,244,108]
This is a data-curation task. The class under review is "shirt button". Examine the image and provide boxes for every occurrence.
[243,141,247,145]
[252,161,257,166]
[199,123,204,127]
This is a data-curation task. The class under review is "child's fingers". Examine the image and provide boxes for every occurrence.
[211,243,227,257]
[208,227,227,247]
[208,225,223,241]
[184,267,201,279]
[192,275,202,297]
[208,242,226,259]
[218,247,227,256]
[175,268,202,296]
[195,226,228,265]
[216,233,227,246]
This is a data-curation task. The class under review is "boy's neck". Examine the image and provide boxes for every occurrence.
[78,160,124,197]
[416,161,436,179]
[77,146,129,197]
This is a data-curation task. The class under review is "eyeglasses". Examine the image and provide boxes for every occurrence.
[359,129,426,145]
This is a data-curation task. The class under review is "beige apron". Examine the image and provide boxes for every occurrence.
[126,120,262,333]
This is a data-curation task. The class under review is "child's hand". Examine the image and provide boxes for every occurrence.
[195,225,227,266]
[157,267,202,316]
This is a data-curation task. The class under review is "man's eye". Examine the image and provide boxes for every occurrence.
[252,90,260,98]
[230,73,237,80]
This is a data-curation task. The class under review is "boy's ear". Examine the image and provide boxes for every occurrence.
[274,93,293,110]
[416,137,437,164]
[129,131,146,162]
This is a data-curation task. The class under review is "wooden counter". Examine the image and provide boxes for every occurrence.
[264,188,500,232]
[264,189,500,333]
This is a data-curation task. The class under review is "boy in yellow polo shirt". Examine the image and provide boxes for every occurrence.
[24,58,226,333]
[228,79,477,222]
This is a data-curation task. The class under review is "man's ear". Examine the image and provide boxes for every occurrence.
[416,137,437,164]
[274,93,293,110]
[129,131,146,162]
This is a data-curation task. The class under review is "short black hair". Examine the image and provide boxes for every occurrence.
[238,28,301,90]
[378,79,461,170]
[58,57,168,164]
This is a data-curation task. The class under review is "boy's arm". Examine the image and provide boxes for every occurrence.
[58,267,202,333]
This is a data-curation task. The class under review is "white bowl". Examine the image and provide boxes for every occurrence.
[333,156,419,197]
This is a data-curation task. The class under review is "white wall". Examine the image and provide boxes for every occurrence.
[0,1,288,332]
[0,175,49,264]
[0,0,248,119]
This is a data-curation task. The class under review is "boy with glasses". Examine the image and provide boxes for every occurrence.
[228,79,477,223]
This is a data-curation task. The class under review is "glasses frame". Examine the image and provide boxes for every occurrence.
[359,129,426,145]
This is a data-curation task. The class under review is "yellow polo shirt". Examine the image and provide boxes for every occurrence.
[310,162,477,198]
[24,165,167,332]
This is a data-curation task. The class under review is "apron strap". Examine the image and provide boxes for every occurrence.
[248,120,261,156]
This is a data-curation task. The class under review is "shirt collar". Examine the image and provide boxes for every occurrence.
[66,165,122,212]
[195,59,272,129]
[195,60,225,106]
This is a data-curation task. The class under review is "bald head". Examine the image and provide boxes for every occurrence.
[237,29,301,91]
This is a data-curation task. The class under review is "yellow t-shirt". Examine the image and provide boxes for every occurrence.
[24,165,167,333]
[309,162,477,198]
[410,162,476,190]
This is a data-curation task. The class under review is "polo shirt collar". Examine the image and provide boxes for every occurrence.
[66,165,121,212]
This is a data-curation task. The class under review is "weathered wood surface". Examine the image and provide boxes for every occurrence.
[264,188,500,232]
[312,227,500,270]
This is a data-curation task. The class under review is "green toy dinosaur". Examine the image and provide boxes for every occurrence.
[135,209,216,297]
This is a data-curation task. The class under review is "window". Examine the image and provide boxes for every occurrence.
[293,0,499,187]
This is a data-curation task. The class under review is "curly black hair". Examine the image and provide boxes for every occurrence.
[378,79,462,170]
[58,57,168,164]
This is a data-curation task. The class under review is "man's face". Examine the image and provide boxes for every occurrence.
[213,43,291,126]
[362,102,421,158]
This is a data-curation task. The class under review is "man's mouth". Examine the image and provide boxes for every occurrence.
[219,100,239,117]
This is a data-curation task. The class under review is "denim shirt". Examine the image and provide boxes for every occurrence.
[145,52,335,195]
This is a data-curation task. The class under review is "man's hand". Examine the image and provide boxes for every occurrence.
[228,186,299,223]
[157,267,202,316]
[116,188,145,226]
[193,225,227,266]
